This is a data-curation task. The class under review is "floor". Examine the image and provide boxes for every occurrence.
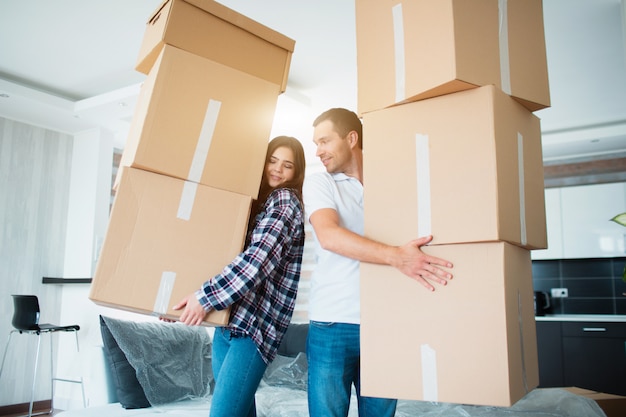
[1,409,62,417]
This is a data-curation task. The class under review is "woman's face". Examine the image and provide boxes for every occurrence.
[266,146,296,188]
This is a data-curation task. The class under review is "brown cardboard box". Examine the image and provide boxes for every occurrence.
[355,0,550,114]
[564,387,626,417]
[136,0,294,92]
[360,242,539,407]
[362,85,547,250]
[119,45,280,198]
[91,167,252,326]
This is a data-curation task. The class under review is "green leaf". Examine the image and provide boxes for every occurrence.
[610,212,626,227]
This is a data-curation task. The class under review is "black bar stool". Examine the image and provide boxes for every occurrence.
[0,295,86,416]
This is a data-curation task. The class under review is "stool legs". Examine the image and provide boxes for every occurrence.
[29,332,43,417]
[0,330,16,382]
[0,329,85,416]
[50,330,86,410]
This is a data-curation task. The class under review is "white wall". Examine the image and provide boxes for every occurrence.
[62,129,110,278]
[0,117,73,407]
[53,128,110,409]
[54,128,155,409]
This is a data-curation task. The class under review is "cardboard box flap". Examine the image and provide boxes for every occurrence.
[148,0,170,25]
[151,0,295,52]
[185,0,295,51]
[137,0,294,91]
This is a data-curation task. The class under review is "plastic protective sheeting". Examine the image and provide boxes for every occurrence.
[261,352,308,391]
[55,387,607,417]
[256,386,607,417]
[395,387,607,417]
[102,316,213,405]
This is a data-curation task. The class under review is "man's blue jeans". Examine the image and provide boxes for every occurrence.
[210,328,268,417]
[307,321,397,417]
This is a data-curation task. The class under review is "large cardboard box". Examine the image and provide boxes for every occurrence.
[564,387,626,417]
[360,242,539,406]
[91,167,251,326]
[136,0,294,92]
[362,85,547,250]
[119,45,280,198]
[355,0,550,114]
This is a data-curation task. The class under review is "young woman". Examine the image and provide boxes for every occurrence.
[169,136,306,417]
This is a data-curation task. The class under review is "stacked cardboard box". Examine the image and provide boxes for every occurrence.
[356,0,550,113]
[90,0,295,325]
[356,0,550,407]
[564,387,626,417]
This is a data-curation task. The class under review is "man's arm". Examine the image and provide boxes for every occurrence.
[310,208,453,291]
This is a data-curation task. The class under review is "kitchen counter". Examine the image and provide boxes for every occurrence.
[535,314,626,322]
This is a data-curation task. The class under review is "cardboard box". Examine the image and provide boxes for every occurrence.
[91,167,252,326]
[564,387,626,417]
[136,0,294,92]
[355,0,550,114]
[360,242,539,406]
[362,85,547,250]
[119,45,280,198]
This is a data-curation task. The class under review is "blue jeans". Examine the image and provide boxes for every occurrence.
[210,328,268,417]
[307,321,397,417]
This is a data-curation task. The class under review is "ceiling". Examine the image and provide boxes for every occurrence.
[0,0,625,169]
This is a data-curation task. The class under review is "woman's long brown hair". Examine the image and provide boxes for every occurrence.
[247,136,306,235]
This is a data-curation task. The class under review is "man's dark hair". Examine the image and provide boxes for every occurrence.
[313,108,363,149]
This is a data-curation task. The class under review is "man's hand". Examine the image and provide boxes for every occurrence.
[393,235,453,291]
[171,292,209,326]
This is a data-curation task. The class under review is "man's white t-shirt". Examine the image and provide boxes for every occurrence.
[303,171,363,324]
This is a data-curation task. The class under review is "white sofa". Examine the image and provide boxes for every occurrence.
[55,316,607,417]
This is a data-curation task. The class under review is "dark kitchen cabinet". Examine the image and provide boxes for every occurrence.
[536,320,626,396]
[562,322,626,396]
[536,321,564,387]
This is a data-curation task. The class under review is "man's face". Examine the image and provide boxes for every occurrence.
[313,120,352,174]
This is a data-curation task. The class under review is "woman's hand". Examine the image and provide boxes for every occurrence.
[169,292,209,326]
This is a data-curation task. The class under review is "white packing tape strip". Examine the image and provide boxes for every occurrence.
[151,102,220,316]
[188,98,222,183]
[158,121,209,314]
[517,289,529,393]
[415,134,432,237]
[498,0,512,94]
[177,181,198,221]
[517,132,527,246]
[154,271,176,315]
[392,4,406,102]
[421,344,438,401]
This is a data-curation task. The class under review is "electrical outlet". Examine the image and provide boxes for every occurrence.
[551,288,568,298]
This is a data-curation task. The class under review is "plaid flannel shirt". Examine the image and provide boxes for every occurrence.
[196,188,305,363]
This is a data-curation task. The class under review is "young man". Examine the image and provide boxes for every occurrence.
[303,108,454,417]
